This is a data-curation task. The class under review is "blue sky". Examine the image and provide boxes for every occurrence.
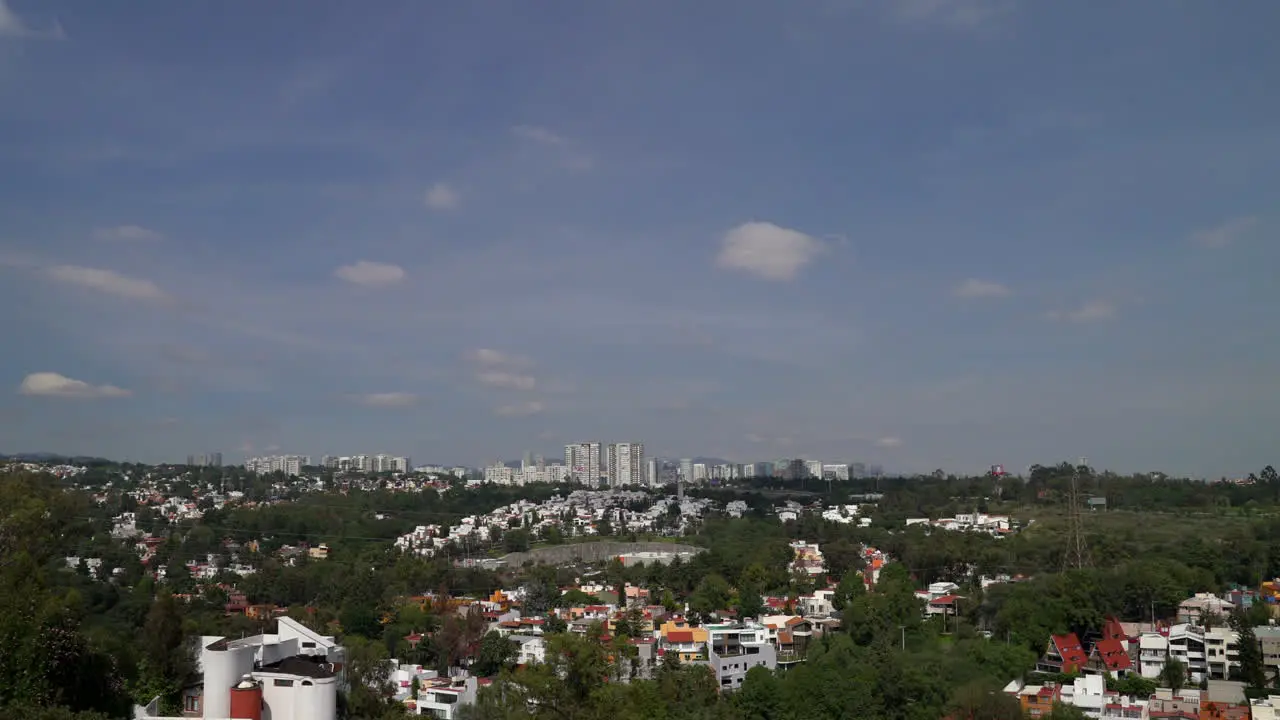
[1,0,1277,476]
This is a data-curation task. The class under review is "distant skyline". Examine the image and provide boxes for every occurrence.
[2,1,1277,477]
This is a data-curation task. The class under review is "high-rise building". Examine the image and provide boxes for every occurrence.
[645,458,660,487]
[186,453,222,467]
[565,442,602,486]
[679,458,694,486]
[607,442,644,487]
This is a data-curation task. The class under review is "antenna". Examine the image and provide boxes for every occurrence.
[1063,460,1091,570]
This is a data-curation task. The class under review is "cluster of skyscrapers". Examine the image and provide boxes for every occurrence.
[481,442,886,488]
[243,454,311,476]
[185,452,223,467]
[319,454,411,473]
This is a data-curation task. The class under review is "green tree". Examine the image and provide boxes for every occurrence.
[342,635,398,719]
[948,680,1024,720]
[734,665,782,720]
[689,575,731,619]
[1160,658,1188,693]
[472,632,517,677]
[737,590,764,621]
[1231,609,1267,687]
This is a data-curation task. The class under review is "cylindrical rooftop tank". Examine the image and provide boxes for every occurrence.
[202,643,257,720]
[229,676,263,720]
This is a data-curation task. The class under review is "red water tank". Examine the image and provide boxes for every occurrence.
[228,677,263,720]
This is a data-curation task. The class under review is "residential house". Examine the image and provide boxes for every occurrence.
[759,615,814,660]
[1013,682,1063,718]
[1138,632,1169,679]
[137,617,344,720]
[1147,687,1200,720]
[1160,624,1239,682]
[508,635,546,666]
[1177,594,1233,625]
[701,622,777,692]
[1039,633,1089,674]
[1250,695,1280,720]
[1087,637,1133,677]
[416,676,481,719]
[657,620,708,663]
[1256,625,1280,684]
[926,595,965,620]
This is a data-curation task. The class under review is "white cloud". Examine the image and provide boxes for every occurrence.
[716,221,823,281]
[876,436,904,448]
[424,183,460,211]
[511,125,593,172]
[511,125,568,146]
[0,0,63,39]
[18,372,131,399]
[476,371,537,391]
[334,260,406,287]
[467,349,537,390]
[1193,216,1258,249]
[494,400,544,417]
[93,225,164,242]
[1050,300,1116,323]
[353,392,419,408]
[954,278,1012,298]
[46,265,168,301]
[467,348,528,368]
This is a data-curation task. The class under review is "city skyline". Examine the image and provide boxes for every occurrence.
[2,2,1277,477]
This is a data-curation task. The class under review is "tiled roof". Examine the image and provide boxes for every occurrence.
[1094,637,1132,671]
[666,630,694,643]
[1052,633,1088,672]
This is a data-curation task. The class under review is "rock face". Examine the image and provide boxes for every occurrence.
[500,541,705,567]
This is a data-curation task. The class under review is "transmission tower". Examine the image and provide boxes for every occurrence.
[1063,459,1092,570]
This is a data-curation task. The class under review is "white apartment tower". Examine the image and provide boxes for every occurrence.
[564,442,602,486]
[607,443,644,488]
[645,458,660,487]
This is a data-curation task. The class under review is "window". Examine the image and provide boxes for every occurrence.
[184,696,200,713]
[302,641,316,649]
[274,679,294,687]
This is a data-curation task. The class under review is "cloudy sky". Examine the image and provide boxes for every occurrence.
[1,0,1276,476]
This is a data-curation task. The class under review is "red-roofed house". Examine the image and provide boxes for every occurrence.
[1087,637,1133,676]
[926,595,965,618]
[1038,633,1089,674]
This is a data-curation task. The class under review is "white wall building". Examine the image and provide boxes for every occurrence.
[565,443,602,486]
[607,443,644,488]
[136,617,342,720]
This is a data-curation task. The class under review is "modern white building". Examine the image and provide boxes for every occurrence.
[244,455,309,476]
[1251,695,1280,720]
[607,443,644,488]
[645,458,661,487]
[699,622,778,692]
[1138,632,1169,678]
[1144,623,1241,683]
[136,617,342,720]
